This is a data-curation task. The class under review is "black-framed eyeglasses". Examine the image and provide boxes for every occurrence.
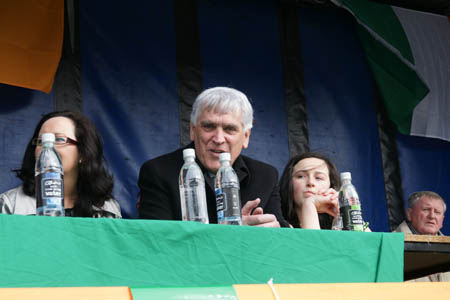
[32,134,78,147]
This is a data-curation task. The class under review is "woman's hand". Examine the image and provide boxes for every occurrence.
[296,188,339,229]
[307,188,339,217]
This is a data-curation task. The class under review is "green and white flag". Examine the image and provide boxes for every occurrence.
[332,0,450,142]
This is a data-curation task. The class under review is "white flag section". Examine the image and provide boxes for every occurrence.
[394,7,450,142]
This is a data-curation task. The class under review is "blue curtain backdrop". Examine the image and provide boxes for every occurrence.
[78,0,391,230]
[298,6,388,231]
[0,0,449,234]
[79,1,180,218]
[0,84,54,193]
[397,135,450,231]
[197,0,290,172]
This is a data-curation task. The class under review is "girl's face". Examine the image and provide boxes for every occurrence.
[35,117,80,177]
[292,157,331,206]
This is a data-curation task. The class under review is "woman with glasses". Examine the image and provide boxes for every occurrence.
[0,111,121,218]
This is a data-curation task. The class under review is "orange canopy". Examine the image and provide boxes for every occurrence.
[0,0,64,93]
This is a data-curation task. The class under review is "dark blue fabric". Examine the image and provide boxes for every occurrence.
[0,84,54,194]
[76,0,392,227]
[66,0,450,235]
[299,7,389,232]
[79,1,179,218]
[197,0,290,175]
[397,134,450,235]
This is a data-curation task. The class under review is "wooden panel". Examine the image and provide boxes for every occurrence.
[234,282,450,300]
[404,234,450,243]
[404,234,450,280]
[0,286,131,300]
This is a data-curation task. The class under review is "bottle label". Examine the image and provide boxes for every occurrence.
[221,187,241,218]
[182,187,193,220]
[36,172,64,216]
[216,188,224,210]
[186,179,199,217]
[216,188,225,222]
[341,205,363,231]
[41,173,63,199]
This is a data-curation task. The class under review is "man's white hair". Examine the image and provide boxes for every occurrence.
[190,87,253,131]
[408,191,446,212]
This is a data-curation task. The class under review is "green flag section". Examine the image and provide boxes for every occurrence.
[356,23,429,135]
[331,0,415,63]
[330,0,429,136]
[0,214,404,288]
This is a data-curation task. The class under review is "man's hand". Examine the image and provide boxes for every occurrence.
[241,198,280,227]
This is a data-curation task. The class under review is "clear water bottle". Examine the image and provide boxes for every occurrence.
[338,172,363,231]
[35,133,64,216]
[179,148,209,223]
[331,207,343,230]
[215,152,242,225]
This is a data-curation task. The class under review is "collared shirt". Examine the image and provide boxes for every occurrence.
[192,146,250,192]
[406,220,443,236]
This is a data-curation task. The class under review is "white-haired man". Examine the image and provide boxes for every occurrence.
[138,87,288,227]
[394,191,449,281]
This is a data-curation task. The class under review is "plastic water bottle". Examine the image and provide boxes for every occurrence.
[179,148,209,223]
[35,133,65,216]
[331,207,343,230]
[338,172,363,231]
[215,153,242,225]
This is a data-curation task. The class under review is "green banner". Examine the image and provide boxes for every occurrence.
[0,214,403,287]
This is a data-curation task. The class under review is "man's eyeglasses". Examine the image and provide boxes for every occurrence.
[32,135,78,147]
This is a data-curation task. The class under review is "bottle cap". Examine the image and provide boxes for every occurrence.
[340,172,351,181]
[219,152,231,162]
[183,148,196,159]
[41,133,55,143]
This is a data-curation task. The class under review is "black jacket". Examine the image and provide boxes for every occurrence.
[138,143,288,227]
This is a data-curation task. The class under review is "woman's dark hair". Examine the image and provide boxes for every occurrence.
[16,110,114,217]
[279,152,341,229]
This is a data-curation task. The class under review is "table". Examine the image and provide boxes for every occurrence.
[0,214,403,287]
[404,234,450,280]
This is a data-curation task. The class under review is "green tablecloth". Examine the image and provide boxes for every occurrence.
[0,214,404,287]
